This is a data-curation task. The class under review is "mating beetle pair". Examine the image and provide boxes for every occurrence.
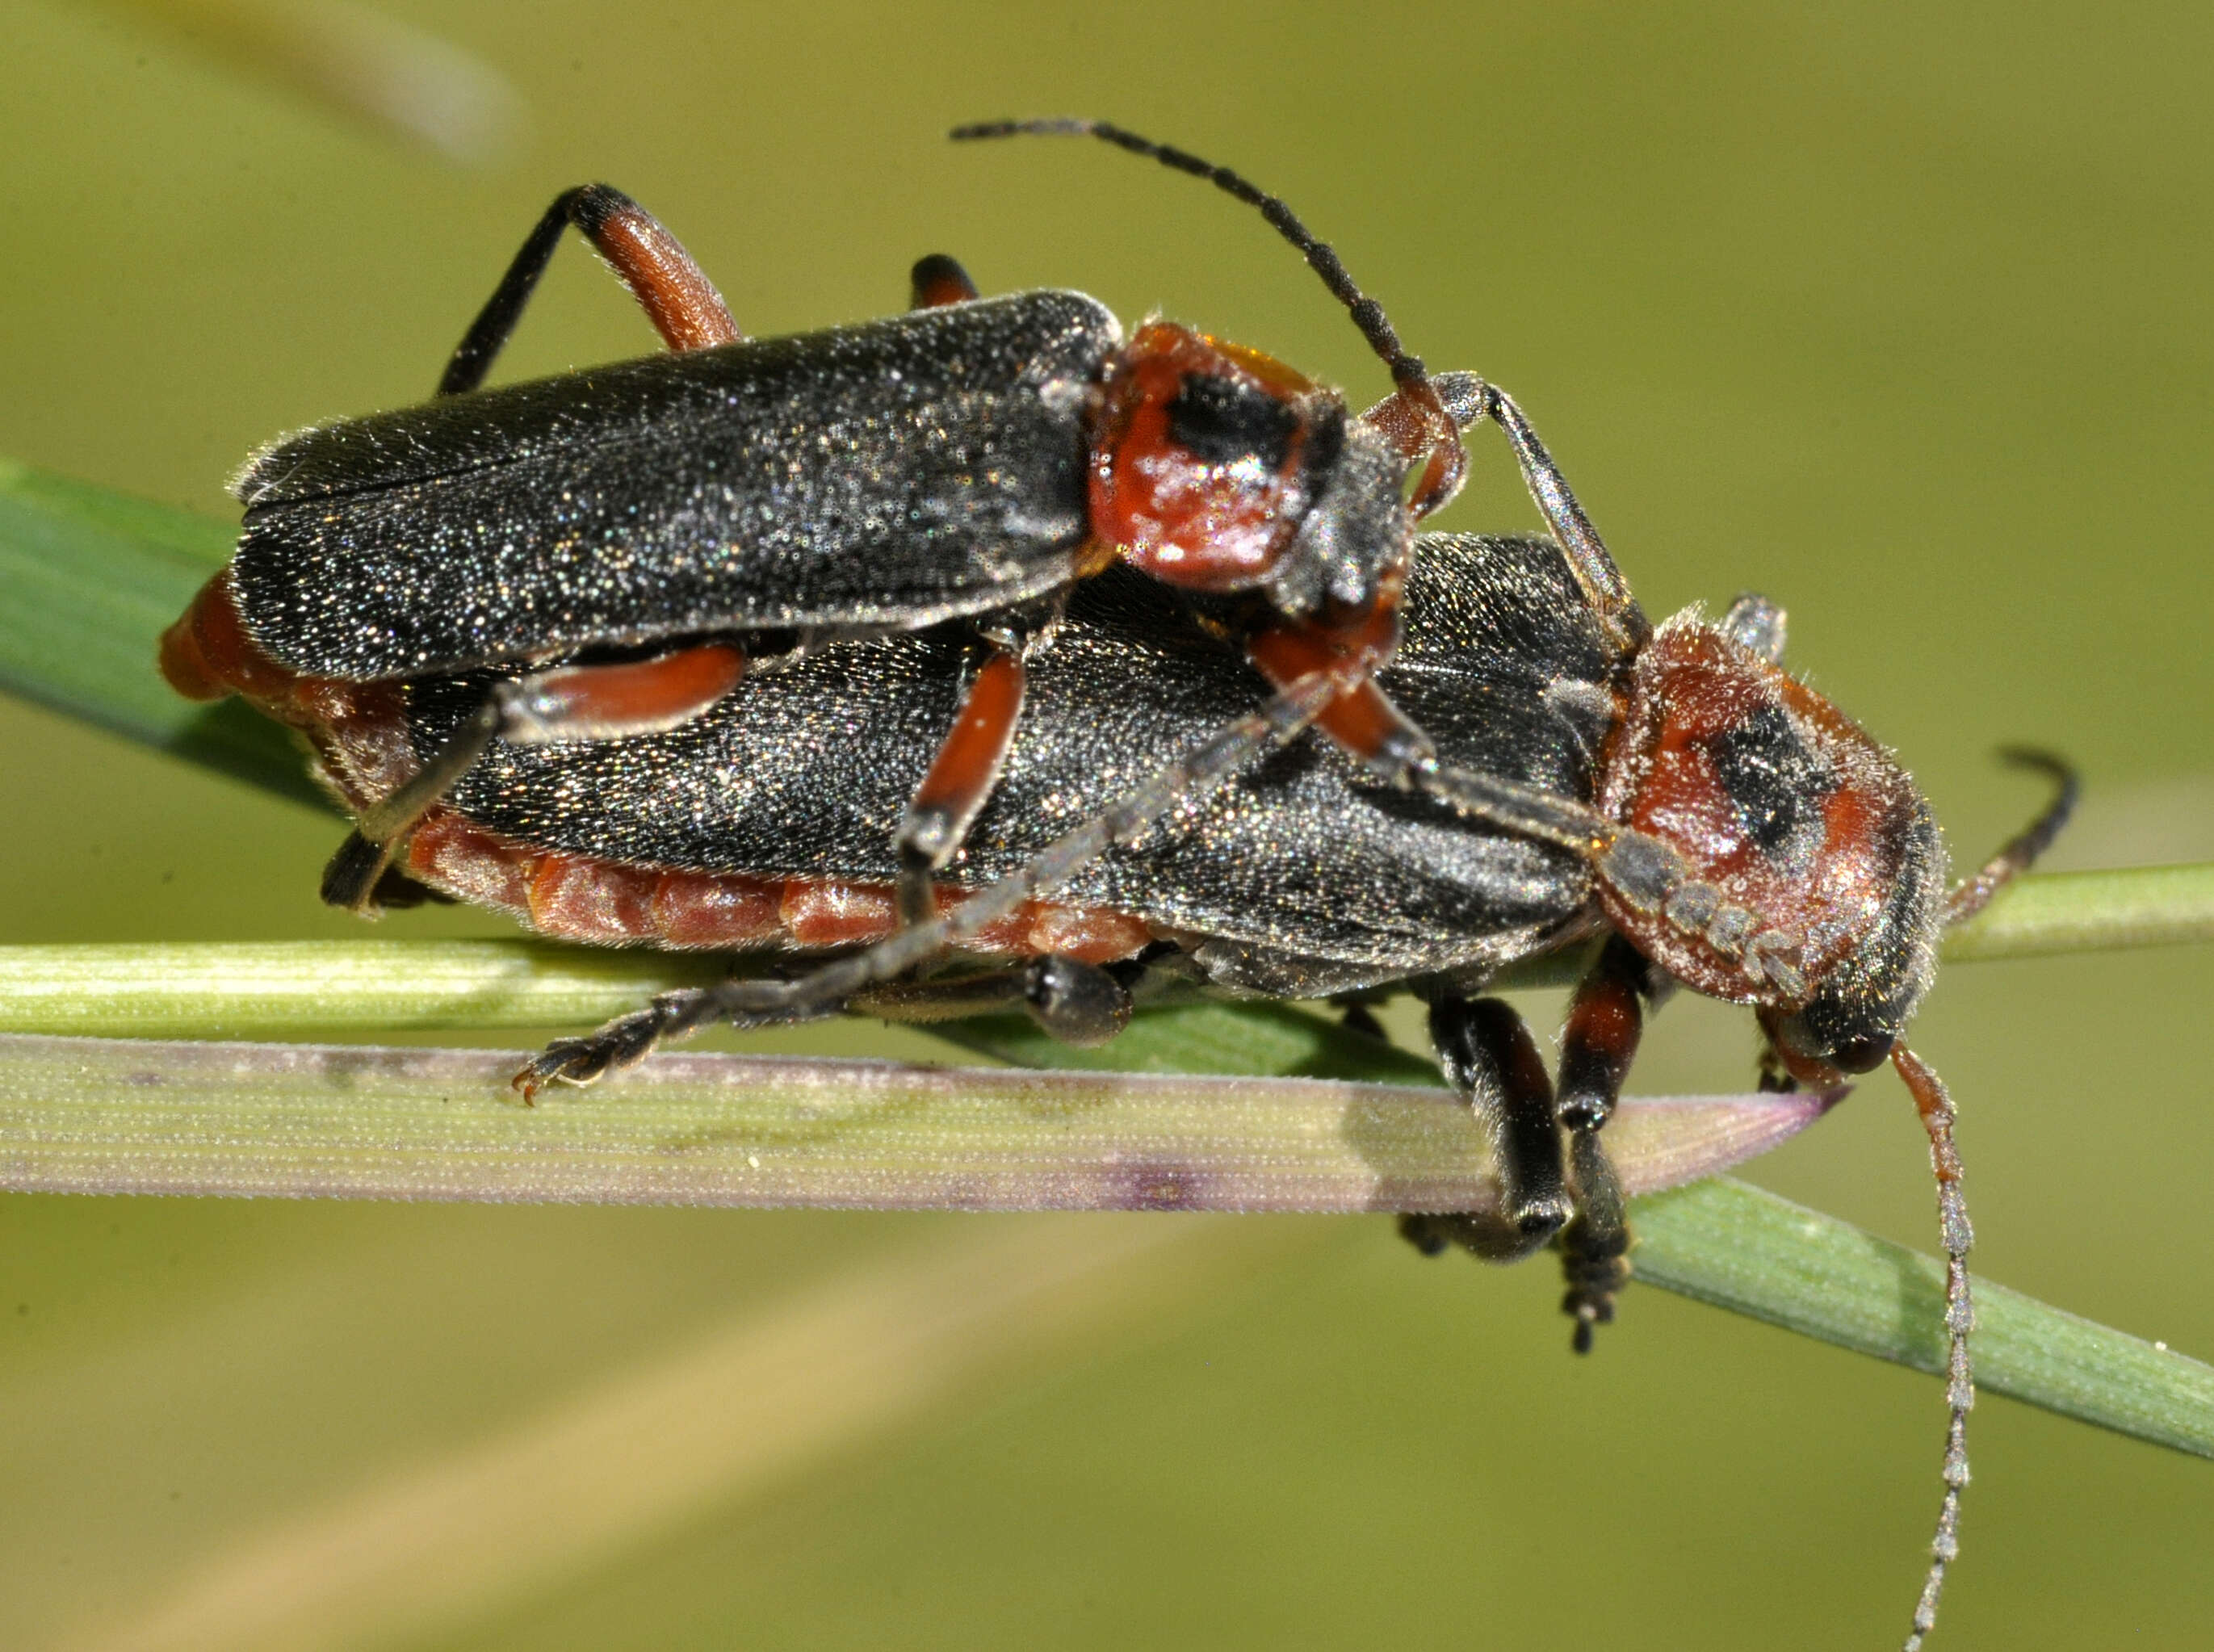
[161,121,2071,1650]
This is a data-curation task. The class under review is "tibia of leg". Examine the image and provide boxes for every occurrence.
[1427,993,1570,1249]
[847,956,1131,1047]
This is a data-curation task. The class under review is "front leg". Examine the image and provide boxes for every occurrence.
[1400,992,1569,1263]
[1554,934,1671,1352]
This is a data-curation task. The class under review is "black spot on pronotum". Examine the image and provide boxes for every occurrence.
[1709,702,1833,864]
[1168,373,1299,470]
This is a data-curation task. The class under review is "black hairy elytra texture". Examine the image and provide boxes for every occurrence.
[234,292,1118,678]
[411,534,1627,992]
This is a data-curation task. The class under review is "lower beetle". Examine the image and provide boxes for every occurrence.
[166,355,2069,1645]
[163,120,1495,930]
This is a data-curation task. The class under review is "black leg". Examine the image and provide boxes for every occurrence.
[1404,993,1570,1262]
[855,956,1134,1046]
[439,185,740,396]
[1477,384,1649,654]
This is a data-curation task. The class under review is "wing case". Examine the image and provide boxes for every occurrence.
[233,291,1118,677]
[409,534,1629,989]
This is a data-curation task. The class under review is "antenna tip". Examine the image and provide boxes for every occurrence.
[950,118,1095,143]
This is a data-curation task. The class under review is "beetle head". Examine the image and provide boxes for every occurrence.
[1089,322,1412,618]
[1592,611,1948,1076]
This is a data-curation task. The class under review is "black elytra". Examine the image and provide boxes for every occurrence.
[233,293,1112,677]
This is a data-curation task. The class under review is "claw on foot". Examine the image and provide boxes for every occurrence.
[1561,1249,1628,1355]
[510,1005,673,1101]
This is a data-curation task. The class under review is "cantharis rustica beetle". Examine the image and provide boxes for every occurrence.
[165,119,1476,937]
[162,122,2073,1650]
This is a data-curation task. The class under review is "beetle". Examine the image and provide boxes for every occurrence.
[163,498,2069,1652]
[157,122,2074,1649]
[162,119,1483,933]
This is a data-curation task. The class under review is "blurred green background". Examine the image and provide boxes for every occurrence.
[3,1,2212,1646]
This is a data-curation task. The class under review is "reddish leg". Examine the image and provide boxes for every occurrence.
[439,185,740,396]
[1246,602,1431,777]
[1554,936,1672,1352]
[323,644,745,912]
[910,254,981,309]
[896,647,1026,927]
[1359,377,1468,518]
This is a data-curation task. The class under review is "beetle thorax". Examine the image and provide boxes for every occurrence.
[1592,613,1947,1056]
[1087,321,1407,616]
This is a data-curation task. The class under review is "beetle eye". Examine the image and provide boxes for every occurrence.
[1772,1005,1896,1075]
[1167,373,1299,470]
[1826,1029,1896,1074]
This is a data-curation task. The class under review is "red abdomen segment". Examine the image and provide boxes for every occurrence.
[159,572,1155,966]
[408,812,1152,962]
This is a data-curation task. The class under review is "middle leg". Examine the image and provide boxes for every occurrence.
[323,644,746,912]
[895,640,1029,929]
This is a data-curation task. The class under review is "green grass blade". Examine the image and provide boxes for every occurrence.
[2,460,2212,1461]
[0,460,321,806]
[0,1029,1834,1216]
[945,1004,2214,1457]
[1629,1180,2214,1457]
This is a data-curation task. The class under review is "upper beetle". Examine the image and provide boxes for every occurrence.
[163,120,1473,929]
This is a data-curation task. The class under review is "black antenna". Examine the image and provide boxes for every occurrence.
[951,119,1429,391]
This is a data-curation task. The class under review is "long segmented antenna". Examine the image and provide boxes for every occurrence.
[951,118,1466,514]
[1891,1046,1973,1652]
[1879,744,2078,1645]
[1944,750,2079,925]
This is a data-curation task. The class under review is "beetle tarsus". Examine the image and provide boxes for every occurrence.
[512,995,703,1100]
[320,831,395,914]
[1560,1126,1632,1354]
[1021,954,1132,1046]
